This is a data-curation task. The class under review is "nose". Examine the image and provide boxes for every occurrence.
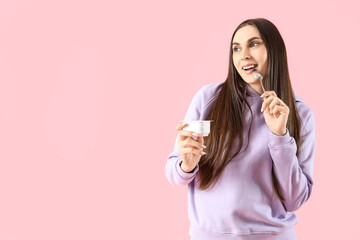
[240,48,250,60]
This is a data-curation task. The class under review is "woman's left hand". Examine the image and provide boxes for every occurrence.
[261,91,289,136]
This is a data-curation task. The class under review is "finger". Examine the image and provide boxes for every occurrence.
[191,135,206,148]
[176,122,188,132]
[272,105,288,117]
[268,98,281,114]
[261,90,277,99]
[179,129,194,137]
[182,147,206,156]
[183,137,206,150]
[261,96,276,112]
[198,136,205,146]
[179,131,203,140]
[270,98,288,115]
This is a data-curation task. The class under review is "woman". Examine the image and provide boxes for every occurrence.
[165,18,315,240]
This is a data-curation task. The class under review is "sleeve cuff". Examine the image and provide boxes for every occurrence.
[268,129,293,147]
[175,158,199,179]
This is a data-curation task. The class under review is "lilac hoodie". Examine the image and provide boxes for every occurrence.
[165,83,315,240]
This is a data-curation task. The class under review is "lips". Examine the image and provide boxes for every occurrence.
[242,64,257,70]
[242,64,258,73]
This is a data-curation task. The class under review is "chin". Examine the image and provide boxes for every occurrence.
[241,78,255,85]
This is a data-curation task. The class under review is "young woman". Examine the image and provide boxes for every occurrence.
[165,18,315,240]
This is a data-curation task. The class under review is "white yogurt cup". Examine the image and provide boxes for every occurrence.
[181,120,212,137]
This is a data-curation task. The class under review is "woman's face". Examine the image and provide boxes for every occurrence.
[232,25,268,94]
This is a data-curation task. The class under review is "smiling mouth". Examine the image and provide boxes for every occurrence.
[242,64,258,70]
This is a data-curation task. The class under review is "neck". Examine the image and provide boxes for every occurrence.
[248,83,264,95]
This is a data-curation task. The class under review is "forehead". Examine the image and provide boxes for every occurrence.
[232,25,261,44]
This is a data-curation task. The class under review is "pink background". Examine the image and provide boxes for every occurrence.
[0,0,359,239]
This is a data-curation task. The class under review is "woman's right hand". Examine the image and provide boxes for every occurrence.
[176,123,206,173]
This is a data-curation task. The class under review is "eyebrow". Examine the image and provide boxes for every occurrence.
[232,37,262,45]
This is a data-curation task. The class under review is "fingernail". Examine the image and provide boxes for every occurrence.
[260,93,264,98]
[201,151,206,155]
[192,132,199,136]
[261,107,263,112]
[201,145,206,148]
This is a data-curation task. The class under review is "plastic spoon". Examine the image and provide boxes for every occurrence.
[252,71,265,93]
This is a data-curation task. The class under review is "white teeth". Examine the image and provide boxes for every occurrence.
[242,64,256,70]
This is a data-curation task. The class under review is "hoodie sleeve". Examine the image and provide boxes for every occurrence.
[164,87,204,186]
[268,107,316,212]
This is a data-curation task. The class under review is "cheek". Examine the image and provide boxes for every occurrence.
[262,55,268,68]
[261,49,268,66]
[261,54,269,76]
[263,53,268,63]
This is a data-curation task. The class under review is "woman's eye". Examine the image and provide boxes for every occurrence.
[250,42,259,47]
[233,47,240,52]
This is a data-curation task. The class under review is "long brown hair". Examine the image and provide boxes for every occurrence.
[198,18,302,199]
